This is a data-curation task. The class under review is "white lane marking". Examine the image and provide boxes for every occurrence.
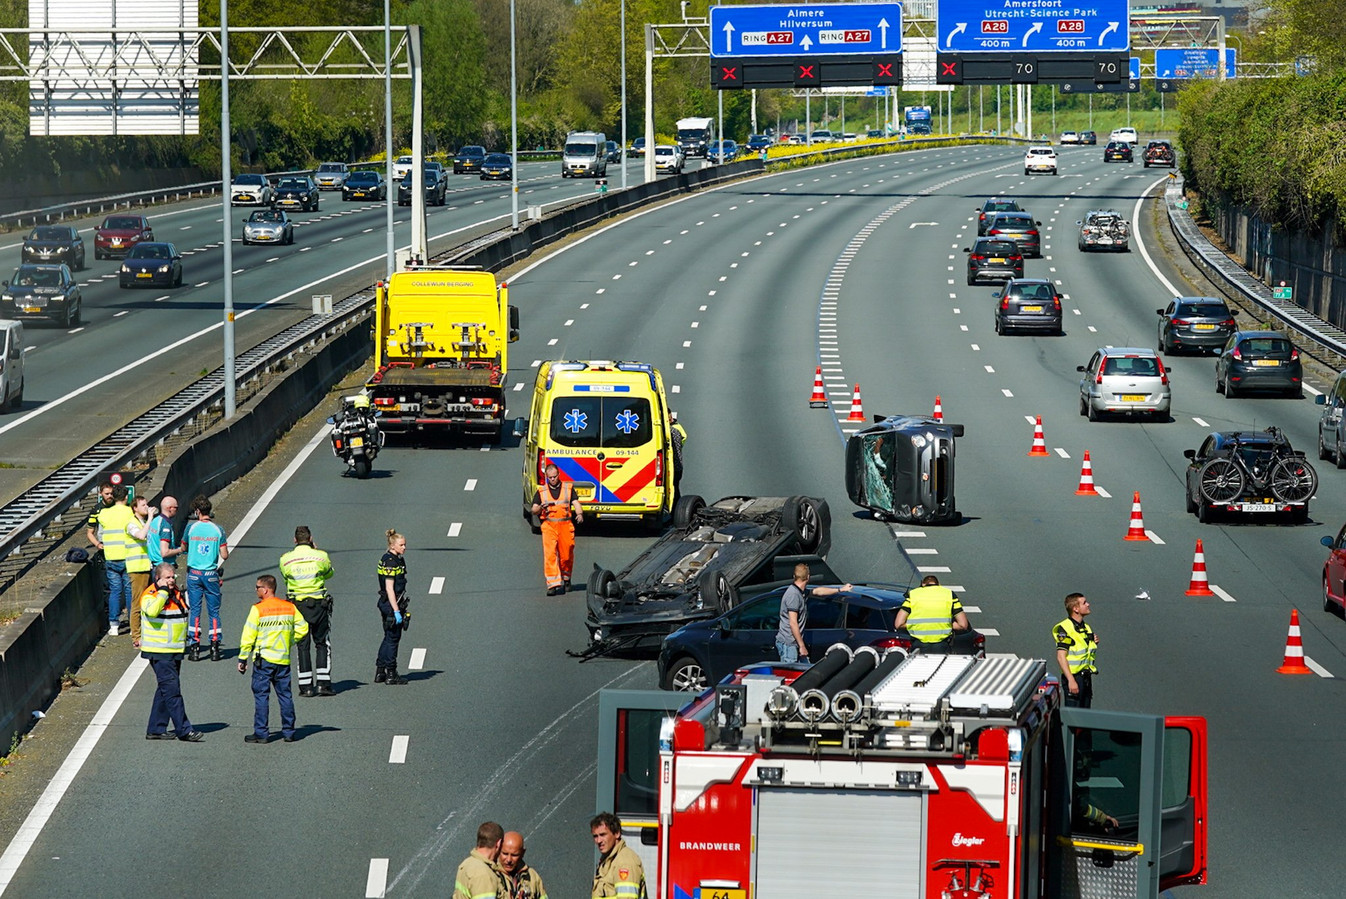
[1210,584,1236,603]
[671,386,681,393]
[1305,656,1334,678]
[1132,175,1183,296]
[113,310,129,317]
[690,322,699,328]
[389,736,410,765]
[970,343,980,351]
[962,605,981,614]
[513,382,524,391]
[547,338,558,346]
[1145,530,1165,545]
[979,628,1001,637]
[984,365,995,373]
[890,530,926,538]
[675,362,684,370]
[563,319,574,326]
[464,479,477,491]
[905,548,939,554]
[1095,486,1112,498]
[917,566,951,573]
[1055,448,1070,458]
[682,340,692,347]
[1002,389,1014,397]
[1192,417,1208,427]
[367,859,389,897]
[408,647,427,670]
[429,576,446,594]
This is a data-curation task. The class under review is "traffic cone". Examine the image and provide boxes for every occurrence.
[932,395,943,421]
[846,384,865,422]
[1028,415,1049,456]
[1275,610,1313,675]
[808,366,828,408]
[1074,450,1099,495]
[1124,491,1147,541]
[1184,539,1215,596]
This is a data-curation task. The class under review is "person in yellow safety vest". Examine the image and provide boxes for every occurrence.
[670,412,688,496]
[124,495,154,647]
[500,831,548,899]
[279,525,336,697]
[531,462,584,596]
[454,821,508,899]
[1053,592,1099,708]
[85,480,115,549]
[237,574,309,744]
[140,563,204,742]
[894,574,970,653]
[591,812,646,899]
[94,485,136,636]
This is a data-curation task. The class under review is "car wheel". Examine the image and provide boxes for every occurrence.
[173,269,182,288]
[700,566,739,614]
[69,298,81,327]
[663,657,708,692]
[1292,504,1309,525]
[1079,394,1088,417]
[587,566,617,601]
[1224,376,1237,399]
[672,493,706,530]
[1185,487,1197,513]
[61,303,72,328]
[1197,500,1214,524]
[1087,403,1100,422]
[1024,169,1030,176]
[1319,429,1331,461]
[1336,435,1346,470]
[966,274,976,286]
[783,496,830,555]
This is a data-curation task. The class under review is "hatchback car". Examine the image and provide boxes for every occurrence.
[985,211,1042,257]
[480,153,513,180]
[1143,140,1176,168]
[1320,524,1346,613]
[746,134,772,152]
[241,209,294,246]
[964,238,1024,285]
[22,225,85,270]
[653,145,685,174]
[1059,130,1079,144]
[342,170,386,201]
[1157,297,1238,355]
[1110,126,1138,144]
[708,140,738,163]
[994,278,1063,336]
[1,263,82,326]
[604,140,623,163]
[657,581,985,692]
[1215,331,1303,398]
[313,161,349,190]
[397,168,447,206]
[94,215,153,260]
[453,145,488,174]
[1185,428,1315,523]
[1078,347,1171,421]
[119,242,183,288]
[1024,146,1057,175]
[1080,130,1098,145]
[272,176,320,212]
[1103,141,1133,163]
[628,137,647,157]
[976,198,1023,235]
[229,173,273,206]
[392,155,415,181]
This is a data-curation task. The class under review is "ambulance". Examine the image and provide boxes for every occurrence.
[520,361,678,529]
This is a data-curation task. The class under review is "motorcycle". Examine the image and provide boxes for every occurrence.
[328,395,384,478]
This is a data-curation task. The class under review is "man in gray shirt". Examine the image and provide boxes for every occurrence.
[776,562,851,663]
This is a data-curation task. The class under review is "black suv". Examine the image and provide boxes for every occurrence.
[964,238,1024,285]
[1104,141,1133,163]
[1143,140,1176,168]
[397,168,447,206]
[845,415,964,524]
[453,145,487,174]
[1184,428,1316,524]
[22,225,85,270]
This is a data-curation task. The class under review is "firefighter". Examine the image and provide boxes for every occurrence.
[530,462,584,596]
[894,574,969,653]
[1053,592,1098,708]
[499,831,547,899]
[454,821,507,899]
[280,525,336,697]
[590,812,645,899]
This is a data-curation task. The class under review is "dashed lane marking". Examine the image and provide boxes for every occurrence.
[366,859,389,898]
[979,628,1001,637]
[408,648,426,670]
[917,566,951,573]
[389,736,410,764]
[1095,486,1112,498]
[1210,585,1236,603]
[464,479,477,491]
[1145,530,1165,545]
[1305,656,1334,678]
[1055,448,1069,458]
[429,576,445,594]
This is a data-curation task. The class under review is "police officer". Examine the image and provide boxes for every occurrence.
[894,574,970,653]
[237,575,309,743]
[590,812,645,899]
[500,831,547,899]
[531,462,583,596]
[140,563,204,742]
[454,821,507,899]
[1053,592,1099,708]
[280,526,336,697]
[375,528,410,685]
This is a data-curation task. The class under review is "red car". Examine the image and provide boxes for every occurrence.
[1323,527,1346,615]
[94,214,154,260]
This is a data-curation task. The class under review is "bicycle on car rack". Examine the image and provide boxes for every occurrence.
[1190,426,1317,523]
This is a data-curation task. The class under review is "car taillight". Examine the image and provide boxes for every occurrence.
[1232,346,1243,360]
[1291,348,1300,361]
[869,635,913,651]
[1001,297,1010,310]
[469,397,495,407]
[988,228,1001,236]
[1052,296,1061,311]
[655,450,664,487]
[970,254,985,262]
[1158,358,1169,385]
[1221,318,1235,327]
[537,449,547,482]
[1095,367,1104,385]
[1170,318,1189,326]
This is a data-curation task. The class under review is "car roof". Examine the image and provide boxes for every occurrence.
[975,237,1019,249]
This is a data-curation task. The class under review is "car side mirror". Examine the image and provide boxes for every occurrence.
[325,416,335,424]
[962,248,971,254]
[1315,395,1326,406]
[718,618,731,633]
[1183,449,1196,460]
[1156,309,1164,315]
[1231,309,1240,316]
[1076,365,1086,372]
[512,417,528,438]
[1323,536,1336,548]
[1035,220,1043,225]
[1077,221,1083,226]
[1,281,6,288]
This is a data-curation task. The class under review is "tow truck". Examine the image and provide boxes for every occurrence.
[598,648,1207,898]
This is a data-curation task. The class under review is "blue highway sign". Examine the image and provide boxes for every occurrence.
[936,0,1129,53]
[1154,47,1236,79]
[1130,56,1140,79]
[709,4,903,58]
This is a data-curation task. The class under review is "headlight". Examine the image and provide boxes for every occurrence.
[1,293,12,301]
[301,193,310,200]
[157,265,170,273]
[121,264,130,273]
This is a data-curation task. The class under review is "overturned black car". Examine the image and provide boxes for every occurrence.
[579,495,831,657]
[845,415,963,524]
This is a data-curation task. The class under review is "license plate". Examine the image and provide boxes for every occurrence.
[111,238,123,246]
[137,272,152,278]
[1098,238,1113,244]
[237,194,253,201]
[573,484,594,499]
[1252,359,1280,367]
[1193,324,1216,330]
[1240,503,1277,512]
[350,437,364,448]
[989,257,1006,263]
[257,234,273,240]
[23,305,41,313]
[1121,394,1146,402]
[1022,305,1043,313]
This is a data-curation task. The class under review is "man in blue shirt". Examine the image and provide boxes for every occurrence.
[146,495,184,573]
[183,495,229,661]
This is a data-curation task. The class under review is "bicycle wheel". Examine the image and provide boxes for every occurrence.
[1197,458,1245,504]
[1270,456,1318,504]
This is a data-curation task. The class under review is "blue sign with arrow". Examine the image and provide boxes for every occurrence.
[936,0,1129,53]
[1130,56,1140,79]
[1154,47,1237,80]
[709,4,903,58]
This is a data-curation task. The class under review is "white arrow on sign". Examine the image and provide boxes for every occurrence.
[1098,22,1119,46]
[878,17,890,50]
[800,35,813,52]
[944,22,966,49]
[1022,22,1042,48]
[722,21,735,54]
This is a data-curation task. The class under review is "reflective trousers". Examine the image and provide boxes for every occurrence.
[540,519,575,589]
[294,597,332,687]
[251,659,296,739]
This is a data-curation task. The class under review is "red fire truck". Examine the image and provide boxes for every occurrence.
[597,646,1207,899]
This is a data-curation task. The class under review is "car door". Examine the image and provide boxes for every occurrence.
[702,592,782,677]
[1324,523,1346,609]
[801,594,847,657]
[1080,350,1102,402]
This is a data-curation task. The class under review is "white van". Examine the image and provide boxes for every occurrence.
[0,320,25,412]
[561,131,608,178]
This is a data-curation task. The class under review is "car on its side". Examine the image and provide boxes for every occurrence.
[1157,297,1238,355]
[94,214,153,260]
[1077,210,1131,252]
[1079,130,1098,145]
[976,198,1023,236]
[1109,126,1139,144]
[1184,427,1315,523]
[342,170,386,201]
[653,144,685,174]
[397,168,447,206]
[1024,146,1058,175]
[994,278,1063,336]
[985,211,1042,257]
[272,176,320,212]
[628,137,647,157]
[845,415,964,525]
[657,581,986,692]
[1059,130,1079,144]
[453,145,488,174]
[313,162,349,190]
[1,263,82,326]
[241,209,294,246]
[480,153,513,181]
[1078,346,1171,422]
[1103,141,1133,163]
[708,140,739,163]
[22,225,85,270]
[1143,140,1176,168]
[229,173,273,206]
[1215,330,1303,398]
[119,242,183,288]
[746,134,772,152]
[964,238,1024,285]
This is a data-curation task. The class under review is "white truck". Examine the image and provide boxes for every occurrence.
[675,117,714,158]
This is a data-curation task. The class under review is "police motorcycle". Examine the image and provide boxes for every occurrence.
[328,393,384,478]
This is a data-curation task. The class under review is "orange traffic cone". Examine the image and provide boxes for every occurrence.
[846,384,865,422]
[1074,451,1099,495]
[1185,539,1215,596]
[1028,415,1049,456]
[1124,491,1147,541]
[809,366,828,408]
[1275,610,1313,675]
[932,395,943,421]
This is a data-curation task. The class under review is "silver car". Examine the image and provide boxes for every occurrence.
[1078,347,1171,422]
[313,162,349,190]
[241,209,294,246]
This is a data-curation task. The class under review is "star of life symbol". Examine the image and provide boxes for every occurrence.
[564,408,588,433]
[615,409,640,434]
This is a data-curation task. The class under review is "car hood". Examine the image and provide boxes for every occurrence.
[244,221,285,232]
[346,181,379,189]
[231,183,266,192]
[275,187,310,195]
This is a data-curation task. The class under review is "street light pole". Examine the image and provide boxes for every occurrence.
[220,0,235,418]
[620,0,628,189]
[384,0,394,277]
[510,0,519,227]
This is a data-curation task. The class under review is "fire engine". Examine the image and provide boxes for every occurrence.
[597,646,1207,899]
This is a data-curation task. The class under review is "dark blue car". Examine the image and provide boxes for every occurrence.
[118,242,182,289]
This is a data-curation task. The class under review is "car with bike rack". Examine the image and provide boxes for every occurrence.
[1184,427,1317,524]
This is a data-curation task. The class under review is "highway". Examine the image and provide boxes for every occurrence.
[2,143,1343,897]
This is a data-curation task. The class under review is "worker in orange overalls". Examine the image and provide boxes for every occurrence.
[531,462,584,596]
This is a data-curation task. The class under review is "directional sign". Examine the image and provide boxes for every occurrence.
[1130,56,1140,80]
[1154,47,1236,80]
[709,4,903,58]
[937,53,1127,85]
[936,0,1128,53]
[710,54,902,89]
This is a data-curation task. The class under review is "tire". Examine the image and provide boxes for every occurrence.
[1269,456,1317,504]
[1326,579,1338,614]
[1087,402,1100,422]
[1215,372,1224,394]
[353,457,372,479]
[672,493,705,530]
[663,657,709,692]
[1337,435,1346,470]
[1185,487,1197,513]
[1197,500,1214,523]
[700,566,739,614]
[69,298,81,327]
[587,566,616,601]
[1197,458,1245,504]
[1024,169,1030,176]
[1318,429,1331,461]
[783,496,830,555]
[1079,394,1088,417]
[1291,504,1309,525]
[1224,376,1237,399]
[61,302,72,329]
[966,274,976,286]
[173,269,182,288]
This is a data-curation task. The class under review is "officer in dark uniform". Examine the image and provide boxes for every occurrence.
[375,528,410,685]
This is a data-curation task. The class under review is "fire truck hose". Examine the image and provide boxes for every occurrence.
[821,647,881,722]
[766,644,852,720]
[849,647,909,701]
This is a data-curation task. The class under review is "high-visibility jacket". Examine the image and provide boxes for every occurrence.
[238,595,309,666]
[140,583,189,655]
[124,515,151,573]
[96,504,135,562]
[454,850,506,899]
[279,545,334,600]
[901,585,962,644]
[592,839,646,899]
[538,481,575,522]
[1053,617,1097,674]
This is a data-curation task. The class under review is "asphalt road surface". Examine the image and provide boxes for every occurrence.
[1,143,1342,897]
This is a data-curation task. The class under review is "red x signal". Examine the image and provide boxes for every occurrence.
[720,66,738,81]
[941,61,958,76]
[797,64,815,79]
[876,63,893,78]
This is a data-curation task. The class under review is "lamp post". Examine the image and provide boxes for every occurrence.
[510,0,519,227]
[220,0,235,418]
[384,0,394,277]
[620,0,628,189]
